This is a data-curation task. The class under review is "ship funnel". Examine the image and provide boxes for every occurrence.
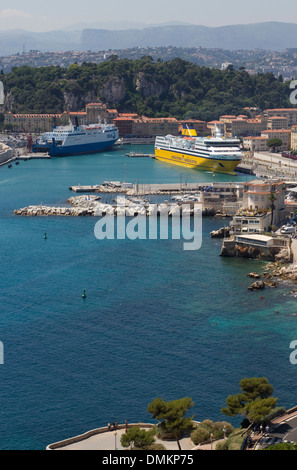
[182,125,197,137]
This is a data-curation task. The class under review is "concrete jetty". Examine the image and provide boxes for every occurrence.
[69,181,242,197]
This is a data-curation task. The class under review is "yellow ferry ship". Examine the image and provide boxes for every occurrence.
[155,125,243,174]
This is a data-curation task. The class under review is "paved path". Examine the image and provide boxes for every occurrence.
[54,427,194,451]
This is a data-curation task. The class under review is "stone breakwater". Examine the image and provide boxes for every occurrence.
[14,205,94,217]
[14,195,205,218]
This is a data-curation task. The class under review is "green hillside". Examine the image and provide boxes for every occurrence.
[1,56,293,121]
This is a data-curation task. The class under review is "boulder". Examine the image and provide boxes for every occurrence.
[247,272,261,279]
[248,280,266,291]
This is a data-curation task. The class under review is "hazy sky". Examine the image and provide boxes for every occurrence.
[1,0,297,31]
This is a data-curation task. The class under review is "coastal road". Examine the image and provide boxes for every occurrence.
[256,410,297,448]
[270,416,297,442]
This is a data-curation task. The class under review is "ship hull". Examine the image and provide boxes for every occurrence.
[33,139,118,157]
[155,148,241,174]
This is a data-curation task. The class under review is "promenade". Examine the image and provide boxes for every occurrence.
[47,424,195,451]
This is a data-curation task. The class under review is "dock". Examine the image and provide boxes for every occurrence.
[69,182,209,195]
[17,153,51,160]
[126,152,155,158]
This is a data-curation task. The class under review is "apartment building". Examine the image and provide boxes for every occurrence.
[223,116,268,138]
[264,108,297,126]
[4,111,69,132]
[243,136,268,152]
[261,129,292,151]
[267,116,289,130]
[86,103,118,124]
[291,125,297,151]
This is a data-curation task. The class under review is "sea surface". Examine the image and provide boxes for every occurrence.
[0,144,297,450]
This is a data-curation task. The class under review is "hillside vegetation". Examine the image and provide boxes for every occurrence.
[1,56,293,121]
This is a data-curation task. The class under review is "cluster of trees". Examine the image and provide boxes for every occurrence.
[121,377,286,451]
[1,56,293,121]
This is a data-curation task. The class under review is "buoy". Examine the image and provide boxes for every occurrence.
[82,289,86,299]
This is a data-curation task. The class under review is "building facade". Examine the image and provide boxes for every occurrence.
[261,129,292,151]
[4,111,69,132]
[264,108,297,126]
[243,136,269,152]
[230,179,287,233]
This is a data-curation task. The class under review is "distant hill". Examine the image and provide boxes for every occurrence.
[2,22,297,55]
[80,22,297,51]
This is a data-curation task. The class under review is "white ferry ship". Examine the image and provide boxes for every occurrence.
[155,125,243,174]
[32,122,119,157]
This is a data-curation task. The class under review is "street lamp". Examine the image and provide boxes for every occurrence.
[114,431,118,450]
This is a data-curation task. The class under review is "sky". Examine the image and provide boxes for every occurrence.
[0,0,297,32]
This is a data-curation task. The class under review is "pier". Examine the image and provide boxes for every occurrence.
[69,181,241,196]
[125,151,155,158]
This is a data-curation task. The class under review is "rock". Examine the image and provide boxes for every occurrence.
[211,227,231,238]
[248,280,266,291]
[274,248,293,264]
[247,272,261,279]
[203,208,216,217]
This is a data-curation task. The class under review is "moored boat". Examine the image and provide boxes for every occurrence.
[32,122,119,157]
[155,125,243,174]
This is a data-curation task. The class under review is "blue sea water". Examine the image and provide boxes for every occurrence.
[1,145,297,449]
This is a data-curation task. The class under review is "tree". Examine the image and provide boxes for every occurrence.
[120,426,156,450]
[221,377,278,426]
[266,138,283,153]
[268,192,277,228]
[147,397,194,450]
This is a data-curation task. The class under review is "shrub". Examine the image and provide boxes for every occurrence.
[191,420,234,445]
[215,428,247,451]
[191,427,211,445]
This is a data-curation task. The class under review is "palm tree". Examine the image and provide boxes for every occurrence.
[268,192,277,228]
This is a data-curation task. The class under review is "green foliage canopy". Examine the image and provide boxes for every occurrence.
[221,377,278,424]
[2,58,293,121]
[147,397,194,450]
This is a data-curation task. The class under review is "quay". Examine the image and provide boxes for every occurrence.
[17,152,51,160]
[125,151,155,158]
[69,181,242,196]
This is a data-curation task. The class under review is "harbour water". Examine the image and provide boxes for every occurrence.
[1,144,297,449]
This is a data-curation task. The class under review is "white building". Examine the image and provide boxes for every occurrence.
[230,179,287,233]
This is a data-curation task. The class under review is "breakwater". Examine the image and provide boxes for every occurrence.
[14,195,204,218]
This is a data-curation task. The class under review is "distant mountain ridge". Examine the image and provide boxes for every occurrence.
[1,22,297,55]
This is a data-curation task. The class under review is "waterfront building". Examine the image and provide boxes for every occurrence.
[261,129,292,152]
[222,117,268,138]
[113,115,178,137]
[68,111,87,126]
[230,179,287,233]
[4,111,69,133]
[113,116,134,137]
[243,136,268,152]
[86,103,118,124]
